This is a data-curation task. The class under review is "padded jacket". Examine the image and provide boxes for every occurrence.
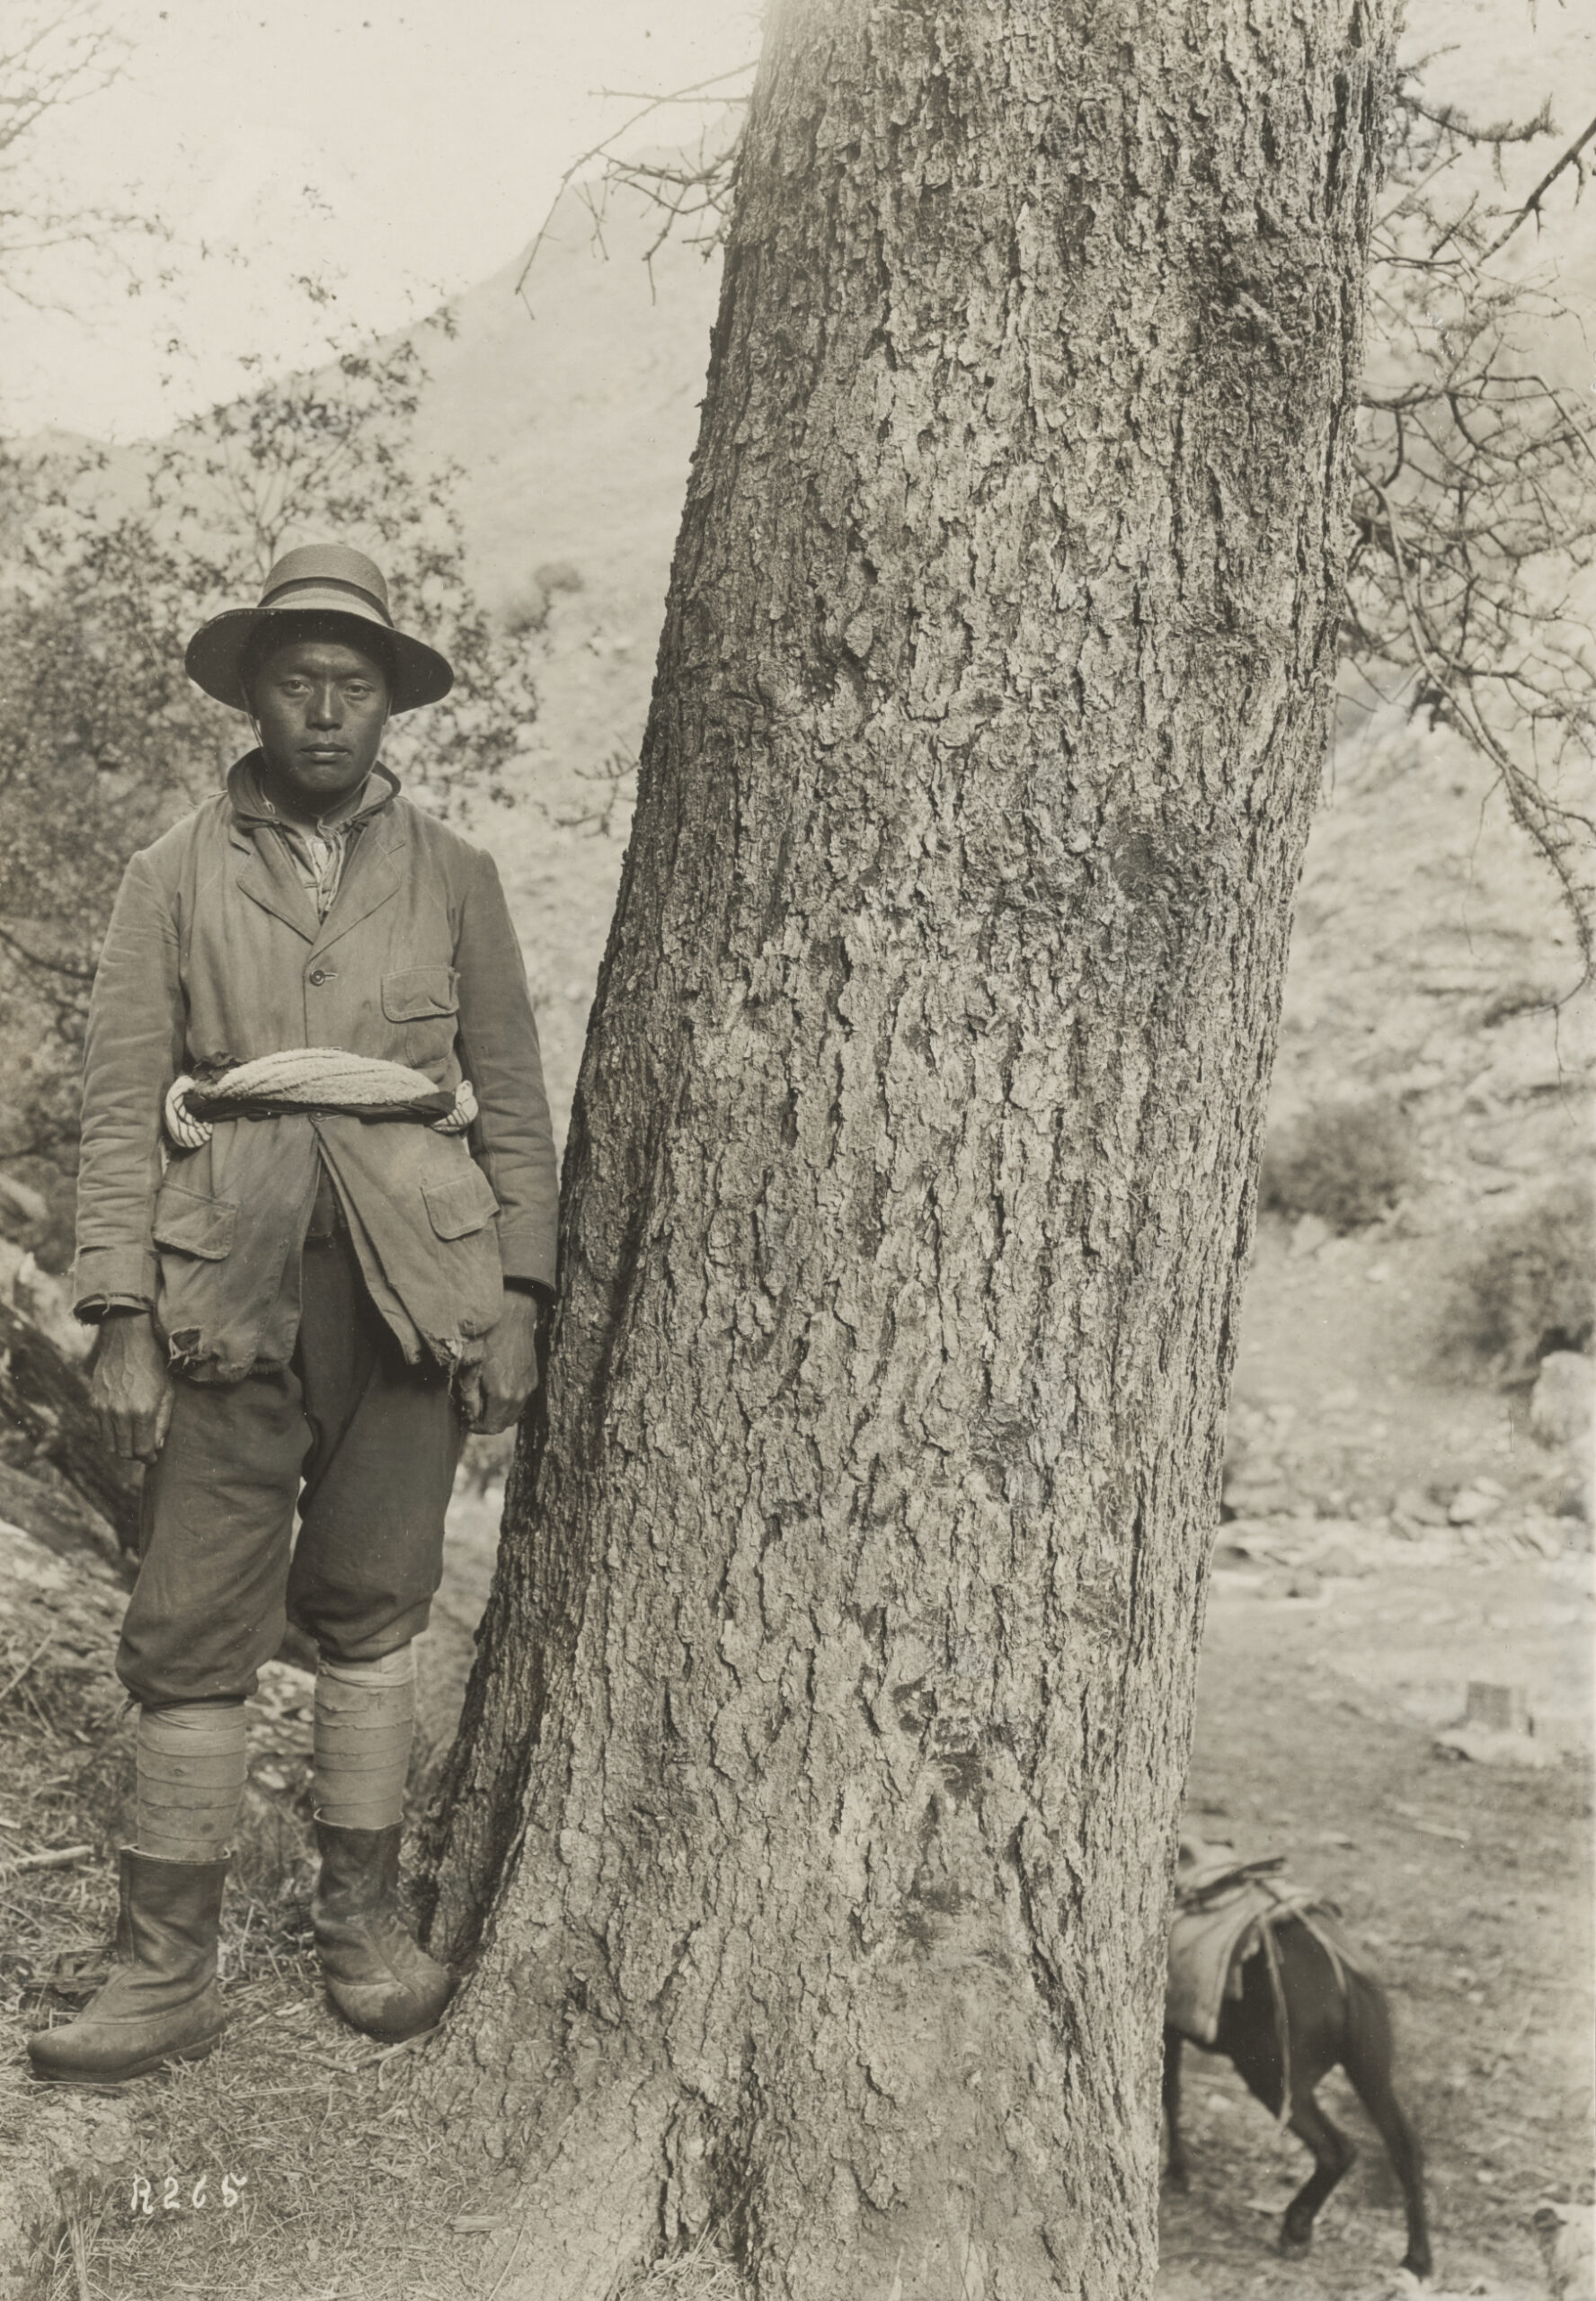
[73,756,559,1382]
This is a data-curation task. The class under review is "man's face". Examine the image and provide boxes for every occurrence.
[250,637,390,812]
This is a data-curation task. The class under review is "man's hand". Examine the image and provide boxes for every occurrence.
[458,1289,543,1435]
[92,1311,174,1462]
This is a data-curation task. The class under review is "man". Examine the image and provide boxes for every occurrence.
[28,543,558,2085]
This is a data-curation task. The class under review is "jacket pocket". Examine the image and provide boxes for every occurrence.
[421,1166,501,1241]
[383,966,459,1023]
[152,1181,238,1260]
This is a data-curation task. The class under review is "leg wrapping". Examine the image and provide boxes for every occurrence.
[314,1645,415,1830]
[136,1701,246,1861]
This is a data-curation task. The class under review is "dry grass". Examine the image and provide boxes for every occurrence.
[0,1513,753,2300]
[0,1531,494,2301]
[57,2029,484,2301]
[614,2233,750,2300]
[8,1794,494,2301]
[0,1514,749,2301]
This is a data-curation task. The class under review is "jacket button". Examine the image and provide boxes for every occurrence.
[308,970,326,985]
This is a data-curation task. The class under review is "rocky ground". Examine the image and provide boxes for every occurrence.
[1157,1523,1592,2301]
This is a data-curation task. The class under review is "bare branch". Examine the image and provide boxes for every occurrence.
[1344,75,1596,973]
[514,64,756,315]
[1482,111,1596,258]
[0,0,165,307]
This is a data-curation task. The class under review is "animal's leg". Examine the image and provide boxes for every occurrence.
[1343,1975,1432,2279]
[1279,2089,1357,2257]
[1162,2029,1191,2192]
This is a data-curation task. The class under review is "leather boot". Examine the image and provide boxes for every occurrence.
[27,1849,228,2085]
[311,1820,455,2040]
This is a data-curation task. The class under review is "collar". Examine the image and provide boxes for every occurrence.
[227,750,401,833]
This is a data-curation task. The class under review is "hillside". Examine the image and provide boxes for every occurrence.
[407,186,724,1138]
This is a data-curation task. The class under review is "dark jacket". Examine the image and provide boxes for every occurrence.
[74,757,559,1381]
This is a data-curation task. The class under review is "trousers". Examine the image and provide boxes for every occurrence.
[118,1190,464,1708]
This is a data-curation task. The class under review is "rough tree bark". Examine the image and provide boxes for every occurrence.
[416,3,1394,2294]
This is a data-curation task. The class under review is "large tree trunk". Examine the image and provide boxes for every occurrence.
[416,3,1394,2293]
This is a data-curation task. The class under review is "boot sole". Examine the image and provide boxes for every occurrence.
[27,2027,226,2087]
[323,1980,453,2041]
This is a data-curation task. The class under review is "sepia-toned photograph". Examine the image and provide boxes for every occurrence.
[0,2,1591,2296]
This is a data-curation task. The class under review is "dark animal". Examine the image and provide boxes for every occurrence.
[1164,1905,1432,2280]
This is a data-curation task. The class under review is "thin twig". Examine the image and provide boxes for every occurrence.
[514,64,757,313]
[486,2218,528,2300]
[1483,111,1596,258]
[1370,483,1596,988]
[7,1843,93,1873]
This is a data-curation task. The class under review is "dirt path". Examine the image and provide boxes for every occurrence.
[1156,1548,1594,2301]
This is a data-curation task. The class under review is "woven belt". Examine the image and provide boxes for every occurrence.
[164,1048,477,1150]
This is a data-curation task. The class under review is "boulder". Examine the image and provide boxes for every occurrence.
[13,1254,89,1364]
[0,1464,125,1579]
[1533,2199,1595,2301]
[0,1299,141,1547]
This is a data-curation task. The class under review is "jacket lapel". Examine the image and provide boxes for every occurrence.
[229,824,319,943]
[310,804,408,956]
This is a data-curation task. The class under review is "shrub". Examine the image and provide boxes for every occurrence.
[1259,1095,1416,1231]
[1447,1178,1595,1384]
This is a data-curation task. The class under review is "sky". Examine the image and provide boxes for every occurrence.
[1,0,761,441]
[3,0,1592,446]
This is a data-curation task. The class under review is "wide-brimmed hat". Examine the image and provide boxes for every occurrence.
[184,542,454,715]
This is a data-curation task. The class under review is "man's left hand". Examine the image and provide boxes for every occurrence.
[459,1289,543,1434]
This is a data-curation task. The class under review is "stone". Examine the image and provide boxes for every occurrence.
[1534,2199,1595,2301]
[1434,1724,1560,1769]
[0,1170,49,1229]
[0,1465,122,1577]
[1516,1515,1567,1559]
[1223,1444,1295,1512]
[1393,1485,1450,1527]
[1260,1568,1324,1601]
[1224,1480,1294,1518]
[1289,1213,1332,1258]
[1530,1353,1593,1451]
[1308,1537,1376,1579]
[13,1254,90,1364]
[1449,1486,1503,1526]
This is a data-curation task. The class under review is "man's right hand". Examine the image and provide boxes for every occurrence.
[92,1311,174,1462]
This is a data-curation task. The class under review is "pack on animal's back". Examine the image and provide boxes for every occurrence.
[1166,1836,1368,2048]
